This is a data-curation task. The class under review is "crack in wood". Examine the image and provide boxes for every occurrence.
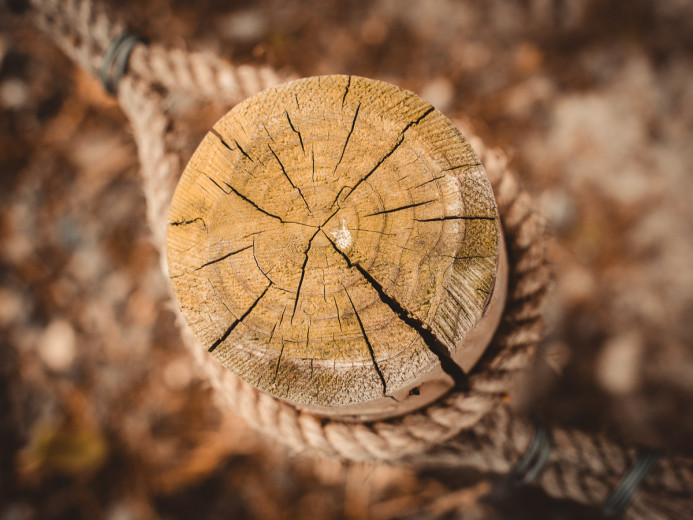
[278,307,287,329]
[343,284,388,396]
[342,75,351,107]
[262,123,275,143]
[398,106,435,137]
[416,216,496,222]
[273,341,285,382]
[202,172,231,194]
[223,181,314,227]
[268,321,278,344]
[292,228,321,323]
[322,270,327,302]
[364,199,436,217]
[252,237,272,282]
[333,295,343,331]
[210,128,233,152]
[234,139,254,162]
[335,134,404,206]
[169,217,206,228]
[334,103,360,173]
[333,106,435,208]
[311,146,316,183]
[208,282,273,353]
[413,175,446,189]
[324,231,469,390]
[318,205,341,229]
[355,228,396,236]
[269,144,311,213]
[223,182,281,220]
[207,278,234,316]
[195,244,252,270]
[440,162,482,172]
[436,254,495,260]
[285,111,305,154]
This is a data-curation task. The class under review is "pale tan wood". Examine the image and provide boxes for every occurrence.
[167,75,506,420]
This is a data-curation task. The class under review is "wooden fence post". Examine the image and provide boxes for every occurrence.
[167,75,507,420]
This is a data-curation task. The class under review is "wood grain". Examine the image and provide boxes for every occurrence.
[167,75,505,419]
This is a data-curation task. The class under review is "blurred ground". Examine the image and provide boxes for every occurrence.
[1,1,693,519]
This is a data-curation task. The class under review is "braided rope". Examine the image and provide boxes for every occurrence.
[29,0,124,74]
[28,0,287,104]
[117,75,177,251]
[24,1,693,517]
[414,405,693,518]
[128,44,288,103]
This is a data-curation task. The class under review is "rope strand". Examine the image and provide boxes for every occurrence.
[128,44,289,103]
[28,0,287,103]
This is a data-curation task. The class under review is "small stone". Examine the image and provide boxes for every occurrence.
[421,77,455,112]
[163,357,193,390]
[596,332,643,395]
[0,79,28,109]
[361,16,388,46]
[219,9,267,42]
[0,288,25,327]
[38,320,76,372]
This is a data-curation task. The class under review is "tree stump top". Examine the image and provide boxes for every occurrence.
[167,75,505,420]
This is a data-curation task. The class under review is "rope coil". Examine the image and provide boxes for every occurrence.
[23,1,693,518]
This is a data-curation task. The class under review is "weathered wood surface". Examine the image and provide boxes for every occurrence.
[167,75,506,419]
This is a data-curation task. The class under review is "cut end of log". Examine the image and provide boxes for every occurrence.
[166,75,506,420]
